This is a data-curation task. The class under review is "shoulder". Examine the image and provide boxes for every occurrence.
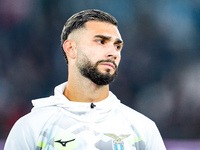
[117,103,153,123]
[9,106,58,133]
[8,95,61,137]
[115,103,158,134]
[116,103,166,149]
[4,105,59,149]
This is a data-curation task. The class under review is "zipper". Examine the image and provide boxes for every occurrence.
[88,103,97,149]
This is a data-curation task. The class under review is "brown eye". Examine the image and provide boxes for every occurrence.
[115,44,122,50]
[96,40,105,44]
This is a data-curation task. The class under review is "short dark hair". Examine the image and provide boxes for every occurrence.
[61,9,118,63]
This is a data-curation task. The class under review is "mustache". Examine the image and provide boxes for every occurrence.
[96,59,117,69]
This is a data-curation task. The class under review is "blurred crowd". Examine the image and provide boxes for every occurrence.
[0,0,200,140]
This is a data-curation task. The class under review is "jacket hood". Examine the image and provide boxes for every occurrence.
[31,82,121,122]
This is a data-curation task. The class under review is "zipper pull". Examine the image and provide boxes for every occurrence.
[90,103,96,109]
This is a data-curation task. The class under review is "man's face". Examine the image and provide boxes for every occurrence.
[74,21,123,85]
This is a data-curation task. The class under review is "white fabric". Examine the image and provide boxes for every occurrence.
[4,82,166,150]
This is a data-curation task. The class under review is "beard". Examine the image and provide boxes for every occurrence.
[76,52,118,85]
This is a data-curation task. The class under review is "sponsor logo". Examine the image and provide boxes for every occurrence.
[55,139,75,147]
[54,132,78,150]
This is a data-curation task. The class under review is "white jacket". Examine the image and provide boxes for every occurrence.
[4,82,166,150]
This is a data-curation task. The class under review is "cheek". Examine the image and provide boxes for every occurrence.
[116,53,121,64]
[87,48,103,61]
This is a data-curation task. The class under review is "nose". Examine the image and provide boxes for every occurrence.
[108,54,117,60]
[107,46,119,60]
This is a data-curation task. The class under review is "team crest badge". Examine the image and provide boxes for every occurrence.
[105,133,130,150]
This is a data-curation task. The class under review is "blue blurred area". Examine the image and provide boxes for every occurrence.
[0,0,200,140]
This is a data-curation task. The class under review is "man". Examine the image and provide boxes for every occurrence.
[4,9,166,150]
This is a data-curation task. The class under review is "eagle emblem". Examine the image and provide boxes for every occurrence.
[105,133,131,150]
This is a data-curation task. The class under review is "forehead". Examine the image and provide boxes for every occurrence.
[84,21,122,39]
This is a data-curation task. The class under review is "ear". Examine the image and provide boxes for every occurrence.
[63,40,76,60]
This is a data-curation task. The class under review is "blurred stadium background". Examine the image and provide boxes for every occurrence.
[0,0,200,149]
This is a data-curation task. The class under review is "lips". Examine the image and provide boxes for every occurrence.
[100,62,116,69]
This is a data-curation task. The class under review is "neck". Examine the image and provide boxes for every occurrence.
[64,77,109,103]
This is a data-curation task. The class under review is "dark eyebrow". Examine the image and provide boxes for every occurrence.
[94,35,123,44]
[94,35,111,40]
[115,38,123,44]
